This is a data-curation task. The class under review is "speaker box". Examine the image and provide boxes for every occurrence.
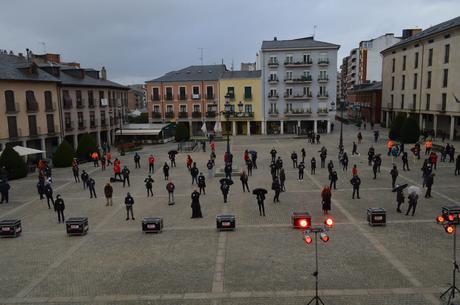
[142,217,163,233]
[66,217,89,236]
[0,219,22,238]
[216,214,235,231]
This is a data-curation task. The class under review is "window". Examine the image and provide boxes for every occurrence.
[285,71,292,80]
[90,111,95,127]
[166,105,173,113]
[319,70,327,79]
[428,48,433,66]
[165,87,173,100]
[392,58,395,72]
[64,112,71,129]
[269,72,277,81]
[269,89,278,97]
[401,75,405,90]
[442,93,447,111]
[414,52,419,69]
[286,103,292,112]
[412,94,417,110]
[179,87,186,100]
[28,115,37,135]
[7,116,18,138]
[180,105,187,113]
[303,70,311,77]
[245,105,252,113]
[391,76,395,91]
[26,90,38,111]
[413,73,418,89]
[285,54,293,63]
[44,91,53,110]
[402,56,406,71]
[426,94,430,111]
[100,111,106,125]
[303,87,311,96]
[444,44,450,63]
[285,88,293,96]
[5,90,16,112]
[244,86,252,99]
[206,86,213,99]
[319,86,327,95]
[99,91,105,104]
[76,90,82,105]
[77,112,84,127]
[303,53,311,63]
[88,91,94,107]
[269,103,277,113]
[226,87,235,99]
[269,56,277,64]
[401,94,405,109]
[192,86,200,99]
[152,88,160,100]
[193,104,200,112]
[153,105,160,113]
[443,69,448,87]
[427,71,432,89]
[47,114,55,133]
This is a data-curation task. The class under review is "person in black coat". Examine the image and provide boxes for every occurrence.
[54,194,65,223]
[270,148,277,162]
[240,171,250,192]
[72,164,80,182]
[144,175,154,197]
[368,147,375,166]
[320,150,327,168]
[37,180,45,200]
[224,163,232,180]
[390,165,399,188]
[87,178,97,198]
[81,170,89,189]
[270,161,277,179]
[0,180,10,204]
[291,151,298,168]
[272,178,281,203]
[301,148,306,163]
[198,173,206,195]
[279,169,286,191]
[350,175,361,199]
[329,170,338,190]
[163,162,170,180]
[455,155,460,176]
[44,183,54,209]
[221,182,230,203]
[251,151,258,169]
[134,153,141,168]
[341,152,349,171]
[125,192,135,220]
[402,152,410,171]
[372,157,381,179]
[396,188,405,213]
[352,142,358,156]
[256,193,266,216]
[406,193,419,216]
[191,190,203,218]
[191,163,199,185]
[311,157,316,174]
[327,160,334,175]
[298,162,305,180]
[122,166,131,187]
[425,173,434,198]
[166,181,175,205]
[246,159,253,176]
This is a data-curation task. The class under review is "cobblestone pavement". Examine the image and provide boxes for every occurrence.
[1,123,459,305]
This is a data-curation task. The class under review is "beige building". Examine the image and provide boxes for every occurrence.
[0,51,61,157]
[381,16,460,140]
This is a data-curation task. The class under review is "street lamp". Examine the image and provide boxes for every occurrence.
[222,95,233,158]
[338,101,344,150]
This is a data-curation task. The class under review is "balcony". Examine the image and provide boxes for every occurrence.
[206,94,215,100]
[152,112,162,119]
[65,122,74,131]
[178,111,188,118]
[5,102,19,114]
[151,95,160,101]
[178,94,187,101]
[317,93,329,99]
[192,111,202,118]
[78,120,86,130]
[285,76,313,84]
[268,60,279,67]
[191,94,201,100]
[165,111,174,118]
[284,60,313,67]
[318,58,330,66]
[165,95,173,101]
[268,94,279,100]
[268,78,279,84]
[26,102,39,113]
[317,108,329,116]
[285,108,312,116]
[9,128,22,139]
[226,93,235,100]
[317,76,329,83]
[206,111,217,118]
[268,110,279,116]
[284,93,313,100]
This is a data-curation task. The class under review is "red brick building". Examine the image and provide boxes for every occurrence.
[347,81,382,124]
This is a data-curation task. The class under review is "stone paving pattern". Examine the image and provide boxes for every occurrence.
[1,124,459,305]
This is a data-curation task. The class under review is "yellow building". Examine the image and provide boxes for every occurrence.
[218,70,262,135]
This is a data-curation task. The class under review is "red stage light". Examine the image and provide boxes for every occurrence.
[324,217,335,228]
[299,219,308,228]
[437,215,445,223]
[304,235,313,244]
[445,225,455,234]
[320,232,329,242]
[448,214,455,222]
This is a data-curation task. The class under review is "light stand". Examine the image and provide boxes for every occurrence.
[307,229,325,305]
[338,101,344,151]
[440,227,460,304]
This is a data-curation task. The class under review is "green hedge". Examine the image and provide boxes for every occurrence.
[389,113,406,140]
[53,140,76,167]
[0,146,27,180]
[401,117,421,143]
[76,133,98,161]
[175,122,190,142]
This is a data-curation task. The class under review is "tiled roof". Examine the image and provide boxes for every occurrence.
[222,70,261,79]
[351,82,382,92]
[0,54,59,82]
[57,69,128,89]
[382,15,460,52]
[261,36,340,50]
[147,65,227,83]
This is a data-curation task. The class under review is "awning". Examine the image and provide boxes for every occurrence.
[0,146,45,156]
[115,129,162,136]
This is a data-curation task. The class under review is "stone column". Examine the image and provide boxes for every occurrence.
[280,120,284,135]
[73,134,78,150]
[297,121,301,135]
[386,112,390,127]
[419,114,423,129]
[433,115,438,138]
[327,120,331,133]
[97,131,102,147]
[262,121,266,135]
[40,137,46,158]
[450,116,455,141]
[313,120,317,134]
[247,121,251,136]
[232,121,236,136]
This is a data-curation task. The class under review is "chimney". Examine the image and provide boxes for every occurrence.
[274,37,277,41]
[100,66,107,80]
[401,28,422,39]
[18,53,23,58]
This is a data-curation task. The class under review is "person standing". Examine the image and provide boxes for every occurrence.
[316,134,321,144]
[368,146,375,166]
[396,188,405,213]
[44,183,54,209]
[352,142,358,156]
[186,155,193,170]
[272,178,281,203]
[329,170,338,190]
[207,159,214,178]
[425,173,434,198]
[256,193,266,216]
[342,152,349,171]
[54,195,65,223]
[352,164,358,177]
[246,158,253,176]
[106,151,113,165]
[321,186,332,215]
[279,168,286,191]
[320,150,327,168]
[92,151,99,167]
[166,180,175,205]
[455,155,460,176]
[0,179,10,204]
[357,132,363,144]
[122,166,131,187]
[251,151,258,169]
[169,151,176,167]
[81,170,89,189]
[327,160,334,175]
[298,161,305,180]
[134,152,141,168]
[198,172,206,195]
[310,157,316,174]
[191,163,199,185]
[191,190,203,218]
[402,152,410,171]
[221,182,230,203]
[145,175,154,197]
[224,163,232,180]
[148,155,155,173]
[240,171,250,193]
[406,192,419,216]
[350,175,361,199]
[124,192,135,220]
[291,151,298,168]
[72,163,80,182]
[104,182,113,206]
[390,165,399,189]
[100,154,106,171]
[301,148,306,163]
[270,148,277,162]
[275,157,283,176]
[87,177,97,198]
[37,180,45,200]
[113,162,122,180]
[163,162,170,180]
[374,130,379,143]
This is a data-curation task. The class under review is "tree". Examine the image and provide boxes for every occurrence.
[76,133,98,161]
[127,113,148,124]
[175,122,190,142]
[0,146,27,180]
[401,117,421,143]
[389,113,406,140]
[53,140,76,167]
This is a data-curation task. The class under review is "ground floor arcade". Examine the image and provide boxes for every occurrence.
[265,119,332,135]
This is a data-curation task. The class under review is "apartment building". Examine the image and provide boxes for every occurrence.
[340,56,349,101]
[127,85,146,111]
[0,52,61,157]
[145,65,226,135]
[218,70,262,135]
[381,16,460,140]
[260,36,339,135]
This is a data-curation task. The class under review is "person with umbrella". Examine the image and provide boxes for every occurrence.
[145,175,154,197]
[341,152,349,171]
[125,192,135,220]
[220,179,231,203]
[166,180,175,205]
[298,161,305,180]
[191,162,199,185]
[321,186,332,215]
[54,194,65,223]
[368,146,375,166]
[168,150,177,167]
[240,170,250,193]
[310,157,316,174]
[191,189,203,218]
[402,152,410,171]
[425,173,435,198]
[134,152,141,168]
[163,162,170,180]
[393,184,407,213]
[272,177,281,203]
[406,186,420,216]
[198,172,206,195]
[270,148,277,162]
[291,151,298,168]
[251,150,258,169]
[350,175,361,199]
[390,165,399,188]
[104,182,113,206]
[246,158,253,176]
[207,159,214,178]
[253,188,267,216]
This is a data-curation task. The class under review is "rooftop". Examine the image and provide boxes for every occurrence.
[261,36,340,51]
[350,81,382,92]
[0,53,59,82]
[221,70,261,79]
[147,65,227,83]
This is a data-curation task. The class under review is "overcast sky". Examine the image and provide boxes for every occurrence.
[1,0,459,85]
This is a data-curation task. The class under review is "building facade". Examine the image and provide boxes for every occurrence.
[260,36,339,134]
[347,82,382,124]
[128,85,146,111]
[0,52,61,157]
[218,70,262,135]
[381,16,460,140]
[145,65,226,136]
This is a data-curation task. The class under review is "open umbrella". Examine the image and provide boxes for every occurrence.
[219,178,233,185]
[168,150,178,155]
[252,188,267,196]
[407,185,422,196]
[392,183,408,192]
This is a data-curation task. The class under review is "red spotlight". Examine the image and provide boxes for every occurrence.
[448,214,455,222]
[320,232,329,242]
[445,225,455,234]
[304,235,313,244]
[324,216,335,228]
[436,215,445,224]
[299,219,308,228]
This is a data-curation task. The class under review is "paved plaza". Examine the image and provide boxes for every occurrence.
[1,123,460,305]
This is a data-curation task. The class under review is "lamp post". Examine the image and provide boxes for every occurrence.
[339,100,344,149]
[222,95,233,157]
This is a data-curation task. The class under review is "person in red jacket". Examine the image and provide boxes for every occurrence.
[429,152,438,170]
[148,155,155,173]
[186,155,193,170]
[114,161,122,180]
[210,141,216,152]
[352,164,358,177]
[244,150,249,163]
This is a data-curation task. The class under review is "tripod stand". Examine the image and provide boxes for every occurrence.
[307,230,325,305]
[440,228,460,304]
